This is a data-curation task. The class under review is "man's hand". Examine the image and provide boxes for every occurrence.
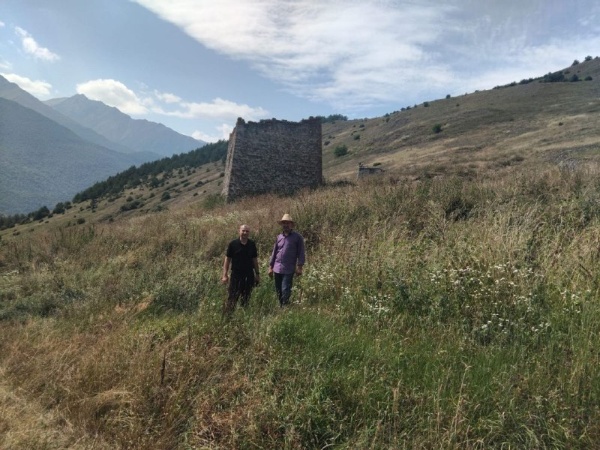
[296,266,303,276]
[268,267,274,279]
[221,275,228,285]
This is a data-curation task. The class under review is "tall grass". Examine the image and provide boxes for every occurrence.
[0,164,599,448]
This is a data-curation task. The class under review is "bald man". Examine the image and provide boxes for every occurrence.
[222,224,260,315]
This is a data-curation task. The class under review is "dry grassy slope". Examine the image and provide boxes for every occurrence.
[322,57,600,180]
[0,159,228,240]
[2,58,599,240]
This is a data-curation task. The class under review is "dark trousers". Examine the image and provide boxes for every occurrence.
[274,272,294,306]
[224,273,254,315]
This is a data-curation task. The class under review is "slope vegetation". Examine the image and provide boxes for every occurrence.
[0,58,599,448]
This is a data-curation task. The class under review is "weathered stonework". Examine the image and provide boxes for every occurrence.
[222,117,322,201]
[357,163,385,179]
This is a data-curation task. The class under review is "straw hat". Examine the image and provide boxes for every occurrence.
[278,213,294,224]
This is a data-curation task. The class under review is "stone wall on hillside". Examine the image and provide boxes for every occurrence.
[357,163,385,179]
[222,117,322,201]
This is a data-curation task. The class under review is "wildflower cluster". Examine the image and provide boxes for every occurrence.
[301,263,339,305]
[427,262,553,345]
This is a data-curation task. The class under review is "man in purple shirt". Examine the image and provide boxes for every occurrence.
[268,214,305,307]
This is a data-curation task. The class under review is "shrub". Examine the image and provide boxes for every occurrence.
[202,194,225,209]
[334,145,349,157]
[543,71,565,83]
[432,123,443,134]
[120,200,142,212]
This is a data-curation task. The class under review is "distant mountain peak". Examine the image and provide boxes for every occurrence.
[45,94,205,157]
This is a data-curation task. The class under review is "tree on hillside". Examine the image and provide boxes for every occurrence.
[32,206,50,221]
[53,202,66,214]
[72,140,228,203]
[542,71,565,83]
[315,114,348,123]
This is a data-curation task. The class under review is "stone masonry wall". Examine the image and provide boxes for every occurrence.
[222,117,322,201]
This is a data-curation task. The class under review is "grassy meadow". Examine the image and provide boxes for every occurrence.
[1,163,600,449]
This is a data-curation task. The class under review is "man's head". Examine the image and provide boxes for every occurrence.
[239,224,251,241]
[278,214,294,234]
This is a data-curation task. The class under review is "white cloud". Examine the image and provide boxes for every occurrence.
[192,123,233,143]
[134,0,600,110]
[0,59,12,71]
[15,27,60,62]
[76,79,148,115]
[154,90,181,104]
[133,0,452,107]
[1,73,52,97]
[0,21,5,28]
[164,97,268,122]
[75,79,266,135]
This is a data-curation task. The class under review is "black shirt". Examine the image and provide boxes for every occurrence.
[226,238,258,276]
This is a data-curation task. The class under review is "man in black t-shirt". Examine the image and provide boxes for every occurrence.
[221,224,260,315]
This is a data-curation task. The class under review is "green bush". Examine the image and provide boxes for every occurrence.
[120,200,143,212]
[202,194,225,209]
[432,123,443,134]
[334,145,349,157]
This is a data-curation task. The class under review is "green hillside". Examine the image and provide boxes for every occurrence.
[0,58,599,448]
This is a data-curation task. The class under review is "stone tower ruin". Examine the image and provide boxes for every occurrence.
[222,117,322,201]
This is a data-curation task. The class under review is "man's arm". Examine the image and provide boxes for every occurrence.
[268,239,278,278]
[253,257,260,283]
[221,256,231,284]
[296,235,306,275]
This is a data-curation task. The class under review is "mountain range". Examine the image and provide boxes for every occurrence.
[45,94,202,158]
[0,75,205,214]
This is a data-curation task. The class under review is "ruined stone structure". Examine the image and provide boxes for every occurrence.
[357,163,385,179]
[222,117,322,201]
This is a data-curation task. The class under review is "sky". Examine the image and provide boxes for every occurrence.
[1,1,599,143]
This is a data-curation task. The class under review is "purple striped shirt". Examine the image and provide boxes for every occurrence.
[269,231,305,274]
